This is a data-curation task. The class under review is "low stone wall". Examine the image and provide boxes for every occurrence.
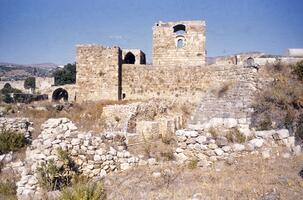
[16,118,141,199]
[174,128,301,166]
[14,117,302,199]
[0,117,33,141]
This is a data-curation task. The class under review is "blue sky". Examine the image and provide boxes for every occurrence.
[0,0,303,64]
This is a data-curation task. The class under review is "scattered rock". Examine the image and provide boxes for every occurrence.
[249,138,264,149]
[215,136,228,147]
[232,143,245,152]
[273,129,289,140]
[152,172,161,178]
[120,163,130,171]
[262,150,271,159]
[214,148,224,156]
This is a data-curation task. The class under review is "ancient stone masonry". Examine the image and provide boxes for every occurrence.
[0,117,34,142]
[76,45,122,102]
[122,49,146,64]
[152,20,206,67]
[15,116,302,199]
[16,118,141,199]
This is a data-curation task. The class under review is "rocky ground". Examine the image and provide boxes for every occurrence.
[105,154,303,200]
[0,100,302,200]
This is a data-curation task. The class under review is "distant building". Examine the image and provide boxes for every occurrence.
[287,49,303,57]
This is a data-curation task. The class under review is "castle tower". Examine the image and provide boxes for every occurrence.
[76,45,122,102]
[152,20,206,67]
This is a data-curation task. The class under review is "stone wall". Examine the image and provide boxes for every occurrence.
[16,118,141,199]
[122,64,258,123]
[122,49,146,64]
[35,77,54,93]
[121,64,209,102]
[0,80,31,93]
[152,20,206,67]
[0,117,33,141]
[76,45,122,102]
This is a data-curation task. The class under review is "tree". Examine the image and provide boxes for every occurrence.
[24,77,36,93]
[0,83,22,103]
[53,63,76,86]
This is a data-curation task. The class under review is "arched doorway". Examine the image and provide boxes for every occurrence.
[124,52,135,64]
[173,24,186,35]
[52,88,68,102]
[246,57,255,67]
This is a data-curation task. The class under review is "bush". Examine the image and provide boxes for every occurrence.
[0,84,22,95]
[226,128,246,143]
[252,62,303,134]
[293,60,303,81]
[36,148,79,191]
[0,178,17,200]
[160,150,175,161]
[296,114,303,140]
[53,63,76,86]
[0,129,27,154]
[24,77,36,91]
[188,159,198,170]
[59,179,106,200]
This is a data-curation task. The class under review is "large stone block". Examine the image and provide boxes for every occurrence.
[136,121,159,140]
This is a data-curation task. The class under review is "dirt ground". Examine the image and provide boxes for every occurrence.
[105,154,303,200]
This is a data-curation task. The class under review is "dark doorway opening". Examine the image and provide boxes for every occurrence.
[52,88,68,102]
[124,52,135,64]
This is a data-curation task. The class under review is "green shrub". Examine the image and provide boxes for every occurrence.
[36,148,79,191]
[160,150,175,161]
[258,114,272,130]
[59,179,106,200]
[0,129,26,154]
[53,63,76,86]
[252,62,303,133]
[0,178,17,200]
[293,60,303,81]
[188,159,198,170]
[296,114,303,140]
[209,127,218,138]
[226,128,246,143]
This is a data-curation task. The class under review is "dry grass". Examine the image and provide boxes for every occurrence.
[252,62,303,136]
[128,134,177,161]
[105,154,303,200]
[0,169,19,200]
[3,100,135,138]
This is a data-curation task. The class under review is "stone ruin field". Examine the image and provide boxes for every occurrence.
[0,94,302,200]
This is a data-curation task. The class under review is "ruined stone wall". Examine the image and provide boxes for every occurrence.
[76,45,122,102]
[122,64,258,124]
[152,21,206,67]
[0,80,31,93]
[35,77,54,93]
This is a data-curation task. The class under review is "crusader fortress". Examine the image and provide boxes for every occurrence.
[1,20,302,125]
[76,20,207,102]
[2,20,303,200]
[75,20,257,126]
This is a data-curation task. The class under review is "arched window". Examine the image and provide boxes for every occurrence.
[52,88,68,102]
[124,52,136,64]
[173,24,186,35]
[177,39,184,48]
[246,57,255,67]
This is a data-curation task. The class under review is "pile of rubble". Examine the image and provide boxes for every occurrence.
[174,128,301,167]
[0,117,33,141]
[16,118,141,199]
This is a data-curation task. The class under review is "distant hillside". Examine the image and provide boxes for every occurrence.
[0,62,59,81]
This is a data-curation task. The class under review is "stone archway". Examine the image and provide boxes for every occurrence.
[124,52,135,64]
[52,88,68,102]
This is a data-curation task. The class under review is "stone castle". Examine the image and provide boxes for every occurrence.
[1,20,302,125]
[75,20,207,102]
